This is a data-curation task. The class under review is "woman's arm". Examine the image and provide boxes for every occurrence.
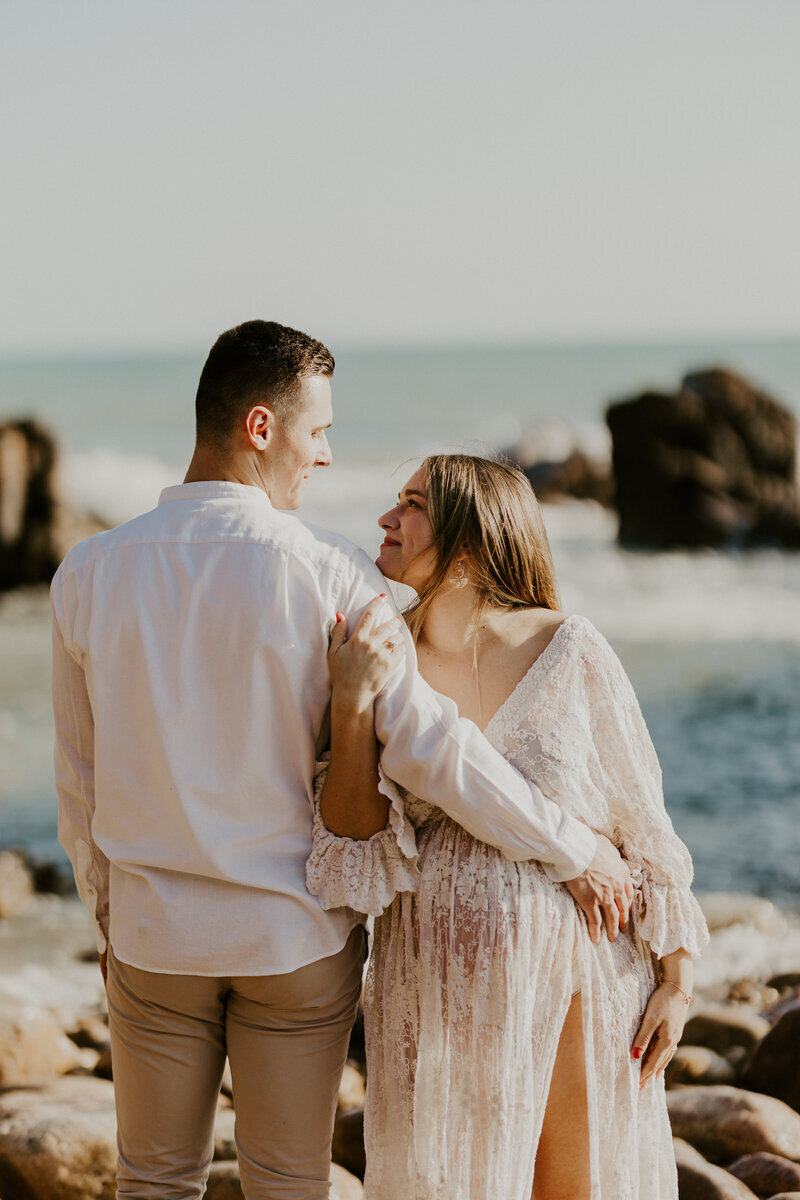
[632,947,694,1087]
[319,598,405,839]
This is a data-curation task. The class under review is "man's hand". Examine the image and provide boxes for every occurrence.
[99,950,108,986]
[564,834,634,945]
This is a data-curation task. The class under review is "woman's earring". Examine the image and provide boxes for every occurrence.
[449,561,467,589]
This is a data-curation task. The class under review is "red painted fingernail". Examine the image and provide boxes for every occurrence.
[632,1047,643,1059]
[335,612,344,622]
[379,593,387,598]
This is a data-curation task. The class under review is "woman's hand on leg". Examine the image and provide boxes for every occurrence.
[632,985,690,1087]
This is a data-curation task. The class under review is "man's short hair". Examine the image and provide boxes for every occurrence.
[195,320,335,445]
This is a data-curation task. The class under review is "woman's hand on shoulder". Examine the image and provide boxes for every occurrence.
[632,982,692,1088]
[329,595,406,716]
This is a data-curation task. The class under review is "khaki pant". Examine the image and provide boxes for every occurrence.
[106,928,365,1200]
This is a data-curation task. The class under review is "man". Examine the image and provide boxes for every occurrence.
[52,320,632,1200]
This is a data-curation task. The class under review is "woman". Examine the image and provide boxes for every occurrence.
[306,454,708,1200]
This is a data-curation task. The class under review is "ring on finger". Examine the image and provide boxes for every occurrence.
[383,638,399,651]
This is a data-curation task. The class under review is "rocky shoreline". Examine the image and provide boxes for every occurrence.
[2,853,800,1199]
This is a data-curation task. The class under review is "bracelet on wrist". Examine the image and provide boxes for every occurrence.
[660,979,693,1006]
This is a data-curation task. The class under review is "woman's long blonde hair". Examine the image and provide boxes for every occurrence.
[405,454,560,642]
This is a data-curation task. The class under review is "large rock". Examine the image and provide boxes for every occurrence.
[520,452,615,506]
[742,1001,800,1112]
[666,1045,736,1088]
[0,418,105,592]
[338,1062,366,1110]
[0,1076,117,1199]
[332,1106,366,1180]
[214,1105,237,1161]
[331,1162,364,1199]
[0,999,92,1087]
[0,850,35,918]
[606,368,800,550]
[202,1160,362,1200]
[727,1152,800,1197]
[699,894,784,936]
[674,1138,759,1198]
[668,1086,800,1164]
[682,1005,771,1057]
[204,1161,243,1199]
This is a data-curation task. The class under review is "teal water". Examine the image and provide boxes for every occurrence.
[1,337,799,906]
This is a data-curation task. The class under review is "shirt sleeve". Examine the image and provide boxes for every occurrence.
[51,577,110,953]
[578,622,709,958]
[305,756,419,916]
[339,556,597,877]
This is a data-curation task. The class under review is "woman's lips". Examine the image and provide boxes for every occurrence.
[381,538,400,548]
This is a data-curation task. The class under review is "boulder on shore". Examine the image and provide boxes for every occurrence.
[606,368,800,550]
[742,999,800,1113]
[0,1077,117,1200]
[667,1085,800,1165]
[682,1004,771,1057]
[666,1045,736,1088]
[727,1151,800,1197]
[0,999,94,1087]
[0,418,105,592]
[673,1137,759,1198]
[332,1106,366,1180]
[0,849,35,918]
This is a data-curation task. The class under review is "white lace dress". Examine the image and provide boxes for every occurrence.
[306,615,709,1200]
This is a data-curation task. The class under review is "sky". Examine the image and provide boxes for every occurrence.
[2,1,799,355]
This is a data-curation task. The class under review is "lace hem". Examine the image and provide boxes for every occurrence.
[629,863,710,958]
[305,760,420,917]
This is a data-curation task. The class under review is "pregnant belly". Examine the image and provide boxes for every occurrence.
[413,814,576,976]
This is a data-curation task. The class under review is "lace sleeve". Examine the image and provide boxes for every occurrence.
[577,621,709,959]
[305,757,420,917]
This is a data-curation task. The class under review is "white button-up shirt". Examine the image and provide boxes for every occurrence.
[51,481,595,976]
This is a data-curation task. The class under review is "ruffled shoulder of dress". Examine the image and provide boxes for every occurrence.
[305,759,419,918]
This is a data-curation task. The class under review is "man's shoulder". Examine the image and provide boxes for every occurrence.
[53,506,161,582]
[293,518,378,578]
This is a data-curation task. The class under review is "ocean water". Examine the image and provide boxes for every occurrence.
[1,338,799,908]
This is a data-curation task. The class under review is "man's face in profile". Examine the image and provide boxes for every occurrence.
[269,375,333,510]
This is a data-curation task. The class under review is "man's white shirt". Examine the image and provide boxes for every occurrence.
[51,481,595,976]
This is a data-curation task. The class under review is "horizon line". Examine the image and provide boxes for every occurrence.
[2,328,800,366]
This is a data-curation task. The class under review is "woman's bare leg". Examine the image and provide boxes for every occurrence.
[532,992,591,1200]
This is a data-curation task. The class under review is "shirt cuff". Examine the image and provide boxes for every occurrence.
[541,821,597,883]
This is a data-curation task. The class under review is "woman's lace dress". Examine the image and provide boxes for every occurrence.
[306,615,709,1200]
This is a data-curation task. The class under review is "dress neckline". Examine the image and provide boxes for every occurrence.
[480,614,581,737]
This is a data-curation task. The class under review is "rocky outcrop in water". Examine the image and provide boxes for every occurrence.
[606,368,800,550]
[519,451,615,507]
[0,419,105,592]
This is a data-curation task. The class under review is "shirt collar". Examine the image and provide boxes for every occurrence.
[158,481,273,507]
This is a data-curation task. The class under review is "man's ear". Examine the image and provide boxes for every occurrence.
[244,405,275,450]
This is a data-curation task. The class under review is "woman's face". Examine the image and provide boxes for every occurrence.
[376,468,438,591]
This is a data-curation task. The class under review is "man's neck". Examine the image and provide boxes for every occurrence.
[183,445,268,493]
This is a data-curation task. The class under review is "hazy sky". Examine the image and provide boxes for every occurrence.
[2,1,799,354]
